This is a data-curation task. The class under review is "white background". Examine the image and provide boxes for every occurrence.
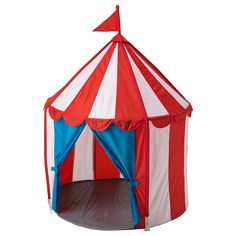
[1,0,236,235]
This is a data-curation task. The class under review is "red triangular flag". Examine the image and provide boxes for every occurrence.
[93,5,121,33]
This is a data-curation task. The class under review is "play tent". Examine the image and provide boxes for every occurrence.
[44,6,192,230]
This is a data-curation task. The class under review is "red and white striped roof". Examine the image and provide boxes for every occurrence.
[45,34,192,130]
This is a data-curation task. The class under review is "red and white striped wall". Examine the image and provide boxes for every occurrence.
[148,117,189,227]
[44,109,55,207]
[44,111,190,228]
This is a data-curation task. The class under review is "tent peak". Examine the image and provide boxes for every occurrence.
[112,33,128,43]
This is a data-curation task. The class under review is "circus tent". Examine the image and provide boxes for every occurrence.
[44,5,192,230]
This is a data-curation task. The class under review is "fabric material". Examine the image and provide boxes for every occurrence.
[184,117,189,208]
[44,109,50,200]
[57,179,133,230]
[73,125,94,181]
[89,44,118,118]
[115,43,145,119]
[94,137,120,179]
[51,118,86,211]
[59,146,75,185]
[91,123,140,225]
[149,122,171,226]
[93,6,121,33]
[125,47,169,117]
[64,43,116,119]
[45,109,55,207]
[128,44,189,109]
[51,43,112,111]
[125,45,185,115]
[169,118,186,219]
[134,121,148,229]
[44,41,112,110]
[46,34,191,130]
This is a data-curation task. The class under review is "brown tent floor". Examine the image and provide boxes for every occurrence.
[57,178,134,230]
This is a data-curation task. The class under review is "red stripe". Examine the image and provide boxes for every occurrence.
[169,119,186,219]
[93,135,96,179]
[64,43,116,118]
[44,41,112,109]
[119,43,150,228]
[145,119,150,218]
[125,44,185,115]
[134,121,148,228]
[44,109,50,199]
[94,138,119,179]
[59,146,75,185]
[115,43,145,119]
[128,43,187,101]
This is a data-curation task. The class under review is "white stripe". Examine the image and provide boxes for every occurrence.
[73,125,94,181]
[46,109,55,208]
[89,44,118,118]
[125,49,169,117]
[184,117,189,208]
[52,43,112,111]
[130,47,189,109]
[148,122,171,227]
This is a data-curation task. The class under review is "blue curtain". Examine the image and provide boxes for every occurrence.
[51,118,86,211]
[91,123,140,226]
